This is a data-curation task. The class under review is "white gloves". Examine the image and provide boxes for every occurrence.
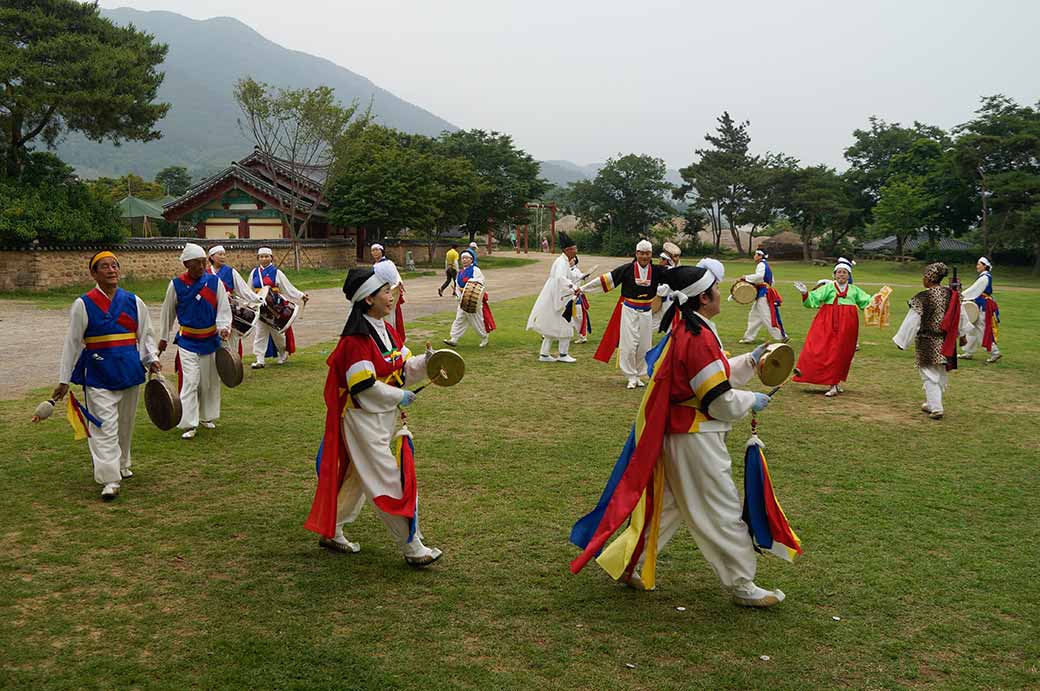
[793,281,807,294]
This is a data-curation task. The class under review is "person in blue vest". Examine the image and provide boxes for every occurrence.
[158,243,232,440]
[46,250,161,500]
[739,249,786,344]
[960,257,1002,363]
[249,247,308,369]
[207,245,262,355]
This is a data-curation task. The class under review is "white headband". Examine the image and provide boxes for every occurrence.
[371,243,384,252]
[834,260,854,275]
[257,247,272,256]
[696,257,725,284]
[978,257,992,268]
[670,271,716,306]
[350,274,388,303]
[755,249,768,258]
[208,245,225,257]
[636,240,653,253]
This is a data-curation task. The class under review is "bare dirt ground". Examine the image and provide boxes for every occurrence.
[0,253,616,401]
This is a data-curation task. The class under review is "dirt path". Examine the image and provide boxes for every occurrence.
[0,253,615,401]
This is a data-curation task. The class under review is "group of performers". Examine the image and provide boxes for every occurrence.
[36,236,1005,588]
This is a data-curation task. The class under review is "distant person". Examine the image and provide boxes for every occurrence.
[527,232,579,362]
[370,243,406,340]
[439,243,460,298]
[738,249,786,344]
[249,247,308,368]
[444,249,494,348]
[541,237,549,253]
[960,257,1001,363]
[207,245,262,356]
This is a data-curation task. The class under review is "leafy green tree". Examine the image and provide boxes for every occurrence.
[0,0,169,178]
[567,153,675,255]
[868,178,932,256]
[775,165,851,260]
[731,153,799,255]
[437,130,548,242]
[87,174,165,204]
[675,112,757,253]
[155,166,192,196]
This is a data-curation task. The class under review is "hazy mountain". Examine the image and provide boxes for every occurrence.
[538,159,684,189]
[57,8,458,180]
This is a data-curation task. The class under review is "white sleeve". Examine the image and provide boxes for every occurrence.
[353,381,405,413]
[403,352,429,385]
[275,270,305,301]
[158,281,178,342]
[706,388,757,422]
[743,261,766,284]
[234,269,262,303]
[136,296,158,366]
[892,309,920,350]
[726,353,757,388]
[215,282,232,331]
[960,276,987,301]
[58,300,87,384]
[469,267,486,285]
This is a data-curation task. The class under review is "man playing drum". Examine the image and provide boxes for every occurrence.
[158,243,232,439]
[39,251,161,500]
[739,249,786,344]
[304,267,442,567]
[582,240,662,389]
[371,243,406,340]
[960,257,1002,363]
[570,264,784,607]
[249,247,308,369]
[207,245,262,356]
[527,231,580,363]
[444,249,494,348]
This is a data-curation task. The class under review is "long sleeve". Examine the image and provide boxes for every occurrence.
[403,352,429,386]
[354,381,406,413]
[743,261,767,284]
[275,270,305,301]
[892,309,921,350]
[215,282,232,331]
[850,285,873,309]
[961,275,988,301]
[469,267,486,285]
[136,296,159,367]
[581,263,626,294]
[233,268,262,303]
[158,281,178,342]
[57,300,88,384]
[706,388,757,423]
[727,352,757,388]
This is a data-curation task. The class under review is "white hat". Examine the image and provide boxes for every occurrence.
[662,241,681,257]
[208,245,225,257]
[636,239,653,253]
[696,257,725,283]
[978,256,992,268]
[257,247,273,256]
[469,241,479,249]
[180,243,206,262]
[370,243,384,252]
[834,257,855,275]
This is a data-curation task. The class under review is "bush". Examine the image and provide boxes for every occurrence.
[0,178,126,247]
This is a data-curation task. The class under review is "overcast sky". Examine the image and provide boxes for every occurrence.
[99,0,1039,170]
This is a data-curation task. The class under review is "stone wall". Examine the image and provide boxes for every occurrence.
[0,239,357,292]
[379,239,483,268]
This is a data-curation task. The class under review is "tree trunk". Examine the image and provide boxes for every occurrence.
[897,235,904,256]
[801,235,810,261]
[729,226,744,254]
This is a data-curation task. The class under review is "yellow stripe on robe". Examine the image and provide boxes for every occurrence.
[694,369,728,402]
[84,333,138,344]
[347,369,376,390]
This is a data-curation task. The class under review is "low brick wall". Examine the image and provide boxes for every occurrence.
[379,239,484,268]
[0,239,357,292]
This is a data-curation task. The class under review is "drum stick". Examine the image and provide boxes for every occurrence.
[767,367,801,398]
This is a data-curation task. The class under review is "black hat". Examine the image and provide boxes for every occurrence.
[658,265,714,333]
[558,231,576,249]
[341,267,386,338]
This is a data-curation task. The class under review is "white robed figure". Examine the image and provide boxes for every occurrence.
[526,232,579,362]
[445,250,491,347]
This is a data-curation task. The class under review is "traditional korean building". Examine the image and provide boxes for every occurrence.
[162,150,355,247]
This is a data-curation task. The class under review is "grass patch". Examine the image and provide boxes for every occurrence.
[1,263,1037,689]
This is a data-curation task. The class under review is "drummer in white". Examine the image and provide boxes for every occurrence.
[249,247,308,369]
[444,250,490,348]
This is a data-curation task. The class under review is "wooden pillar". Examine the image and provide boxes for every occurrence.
[238,217,250,239]
[523,225,529,254]
[356,227,366,261]
[196,221,206,238]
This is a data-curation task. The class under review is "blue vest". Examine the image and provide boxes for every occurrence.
[456,265,475,288]
[974,271,992,309]
[757,261,774,298]
[71,288,146,391]
[252,263,278,290]
[173,273,221,355]
[213,264,235,293]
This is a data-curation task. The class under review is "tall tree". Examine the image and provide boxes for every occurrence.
[567,153,674,255]
[235,77,370,268]
[437,129,548,243]
[675,112,756,253]
[155,166,192,196]
[731,153,799,255]
[776,165,851,260]
[0,0,169,178]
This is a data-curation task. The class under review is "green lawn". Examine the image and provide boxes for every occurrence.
[1,263,1037,689]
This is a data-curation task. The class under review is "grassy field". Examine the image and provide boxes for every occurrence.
[0,255,537,310]
[1,262,1037,689]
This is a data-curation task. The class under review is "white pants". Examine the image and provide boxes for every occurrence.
[334,446,435,560]
[919,365,948,413]
[962,317,999,356]
[82,386,140,486]
[742,296,784,341]
[639,432,757,590]
[541,336,572,356]
[253,322,285,363]
[177,349,221,429]
[449,305,487,343]
[619,306,652,380]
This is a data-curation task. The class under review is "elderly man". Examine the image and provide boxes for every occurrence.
[159,243,232,439]
[582,240,662,388]
[527,231,579,362]
[40,250,160,500]
[249,247,308,369]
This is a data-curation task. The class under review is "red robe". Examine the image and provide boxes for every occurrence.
[793,285,861,386]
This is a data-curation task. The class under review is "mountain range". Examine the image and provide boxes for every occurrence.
[56,8,679,190]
